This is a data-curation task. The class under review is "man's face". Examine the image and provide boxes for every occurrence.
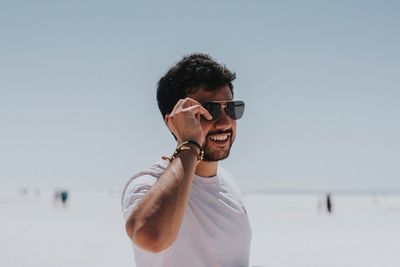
[187,85,237,162]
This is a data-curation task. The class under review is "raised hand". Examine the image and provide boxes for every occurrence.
[165,97,212,145]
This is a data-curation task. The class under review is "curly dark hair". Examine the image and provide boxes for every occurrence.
[156,53,236,119]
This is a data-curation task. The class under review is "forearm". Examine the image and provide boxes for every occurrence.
[126,151,197,252]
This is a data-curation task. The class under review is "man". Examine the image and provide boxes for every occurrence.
[121,53,251,267]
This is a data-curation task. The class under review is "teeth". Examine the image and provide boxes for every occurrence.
[209,134,230,141]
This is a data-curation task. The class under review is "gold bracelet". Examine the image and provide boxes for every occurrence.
[170,141,204,162]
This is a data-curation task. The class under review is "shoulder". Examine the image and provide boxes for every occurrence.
[218,166,243,199]
[121,160,169,211]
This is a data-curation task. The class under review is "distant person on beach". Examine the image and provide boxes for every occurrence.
[60,190,68,206]
[326,193,333,213]
[54,190,69,208]
[121,54,251,267]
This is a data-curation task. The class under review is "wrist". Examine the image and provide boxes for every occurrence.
[169,140,204,163]
[177,136,203,146]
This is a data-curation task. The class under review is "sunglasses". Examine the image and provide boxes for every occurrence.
[202,100,245,121]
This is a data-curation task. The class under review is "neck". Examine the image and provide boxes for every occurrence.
[195,161,218,177]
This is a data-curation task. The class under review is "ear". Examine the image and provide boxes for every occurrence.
[164,114,170,125]
[164,114,177,141]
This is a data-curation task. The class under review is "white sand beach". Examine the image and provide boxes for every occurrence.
[1,191,399,267]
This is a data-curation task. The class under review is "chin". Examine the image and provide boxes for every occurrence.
[202,137,234,162]
[202,149,231,162]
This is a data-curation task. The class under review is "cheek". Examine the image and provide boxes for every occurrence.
[200,119,213,136]
[200,121,213,136]
[231,121,237,138]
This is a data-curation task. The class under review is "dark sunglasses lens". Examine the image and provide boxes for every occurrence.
[227,101,245,120]
[202,103,220,120]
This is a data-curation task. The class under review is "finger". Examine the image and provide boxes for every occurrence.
[171,99,184,114]
[181,97,201,109]
[184,105,212,121]
[181,98,213,120]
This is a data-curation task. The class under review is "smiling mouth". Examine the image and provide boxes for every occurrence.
[208,133,231,143]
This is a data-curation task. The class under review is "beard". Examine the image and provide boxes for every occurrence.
[202,129,234,162]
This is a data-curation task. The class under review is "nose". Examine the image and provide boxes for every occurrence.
[214,107,231,130]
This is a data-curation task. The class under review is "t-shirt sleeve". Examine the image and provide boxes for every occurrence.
[121,174,158,221]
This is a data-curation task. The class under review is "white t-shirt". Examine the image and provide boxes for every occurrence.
[121,159,252,267]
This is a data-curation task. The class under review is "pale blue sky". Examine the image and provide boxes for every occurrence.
[1,0,399,193]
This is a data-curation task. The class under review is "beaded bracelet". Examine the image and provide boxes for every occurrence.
[170,141,204,163]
